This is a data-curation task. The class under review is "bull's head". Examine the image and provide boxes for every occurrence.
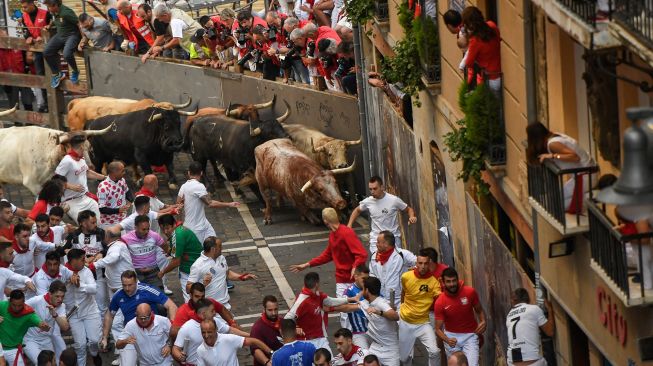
[58,121,116,145]
[299,169,349,209]
[153,96,193,111]
[311,137,362,169]
[146,108,185,152]
[0,104,17,117]
[226,95,277,121]
[249,100,291,138]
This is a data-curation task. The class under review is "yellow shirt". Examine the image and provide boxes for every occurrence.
[399,270,441,324]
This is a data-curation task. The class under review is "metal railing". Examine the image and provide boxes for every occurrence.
[527,160,598,230]
[417,0,441,84]
[613,0,653,49]
[374,0,389,21]
[587,200,651,301]
[556,0,600,28]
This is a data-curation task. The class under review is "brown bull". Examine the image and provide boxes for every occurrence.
[67,96,194,131]
[254,138,354,225]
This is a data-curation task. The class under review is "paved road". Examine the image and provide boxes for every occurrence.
[3,152,428,365]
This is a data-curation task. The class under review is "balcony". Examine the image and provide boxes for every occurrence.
[527,160,598,235]
[587,200,653,306]
[610,0,653,67]
[531,0,620,49]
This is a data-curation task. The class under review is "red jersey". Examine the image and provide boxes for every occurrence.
[0,225,15,245]
[22,8,48,39]
[434,282,480,333]
[172,298,225,328]
[254,39,281,65]
[0,50,25,74]
[309,224,367,283]
[232,16,268,57]
[464,21,501,82]
[286,287,328,339]
[312,26,341,78]
[117,10,154,51]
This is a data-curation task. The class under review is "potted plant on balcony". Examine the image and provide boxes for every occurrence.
[413,14,440,84]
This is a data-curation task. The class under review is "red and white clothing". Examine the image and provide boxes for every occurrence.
[30,226,65,268]
[308,225,367,284]
[196,334,246,366]
[27,200,59,221]
[459,20,501,91]
[434,283,481,366]
[33,264,73,296]
[369,248,416,306]
[0,267,31,301]
[24,294,67,364]
[332,345,368,366]
[173,317,231,365]
[97,177,130,227]
[358,192,408,253]
[55,154,100,225]
[294,0,315,21]
[63,265,101,366]
[178,179,215,242]
[12,240,54,278]
[22,7,49,39]
[120,315,172,366]
[231,16,268,58]
[134,188,165,233]
[187,253,231,308]
[92,240,133,291]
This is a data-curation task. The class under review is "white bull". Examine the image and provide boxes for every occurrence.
[282,124,361,169]
[0,105,113,194]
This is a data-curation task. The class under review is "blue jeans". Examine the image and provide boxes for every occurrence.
[291,58,310,84]
[44,31,81,74]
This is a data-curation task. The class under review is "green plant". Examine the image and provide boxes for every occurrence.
[380,34,423,105]
[413,15,439,67]
[444,80,501,194]
[344,0,375,26]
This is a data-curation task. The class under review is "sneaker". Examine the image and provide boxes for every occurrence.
[227,280,235,290]
[70,70,80,84]
[50,72,65,88]
[164,285,173,295]
[111,358,120,366]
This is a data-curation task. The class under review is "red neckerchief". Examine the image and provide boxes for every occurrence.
[300,287,326,303]
[44,292,53,306]
[375,249,393,265]
[342,345,360,361]
[259,312,280,331]
[41,263,61,279]
[39,228,54,243]
[138,311,156,330]
[12,241,30,254]
[0,260,9,268]
[413,268,433,280]
[67,149,83,161]
[8,303,35,317]
[136,188,156,198]
[64,262,79,274]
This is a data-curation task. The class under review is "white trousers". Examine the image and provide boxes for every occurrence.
[65,195,101,225]
[3,348,25,366]
[156,248,172,290]
[508,358,547,366]
[70,313,102,366]
[96,275,110,320]
[24,336,66,364]
[306,337,331,356]
[179,271,190,302]
[369,341,399,366]
[336,282,352,329]
[443,331,479,366]
[353,333,370,349]
[398,319,440,366]
[190,226,216,243]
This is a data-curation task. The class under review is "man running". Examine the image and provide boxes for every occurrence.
[506,288,555,366]
[272,319,316,366]
[24,280,70,363]
[0,290,50,365]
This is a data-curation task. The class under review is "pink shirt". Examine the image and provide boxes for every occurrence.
[121,230,164,269]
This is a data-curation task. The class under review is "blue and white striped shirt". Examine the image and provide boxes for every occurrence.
[344,284,368,333]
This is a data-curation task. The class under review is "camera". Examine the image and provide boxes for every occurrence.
[238,47,261,66]
[268,26,278,42]
[320,55,335,69]
[306,40,316,58]
[334,57,354,78]
[218,26,231,42]
[205,27,217,40]
[236,27,250,44]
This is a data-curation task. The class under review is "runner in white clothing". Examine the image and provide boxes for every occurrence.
[506,288,555,366]
[24,281,70,364]
[0,242,35,300]
[186,237,257,309]
[368,231,416,307]
[347,176,416,253]
[13,223,54,279]
[176,162,240,242]
[116,303,172,366]
[31,214,68,268]
[196,318,272,366]
[33,251,73,296]
[54,135,105,225]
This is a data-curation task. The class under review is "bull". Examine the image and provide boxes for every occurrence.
[67,95,193,131]
[254,138,354,225]
[0,109,113,195]
[184,97,276,126]
[282,124,361,169]
[185,101,291,195]
[84,106,191,189]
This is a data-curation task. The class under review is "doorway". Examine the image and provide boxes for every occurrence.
[430,142,454,267]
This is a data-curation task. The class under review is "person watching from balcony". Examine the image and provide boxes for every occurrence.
[526,122,595,215]
[458,6,501,92]
[443,9,468,52]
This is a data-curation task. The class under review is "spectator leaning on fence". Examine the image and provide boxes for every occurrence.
[117,0,154,55]
[43,0,81,88]
[78,13,115,52]
[143,3,202,62]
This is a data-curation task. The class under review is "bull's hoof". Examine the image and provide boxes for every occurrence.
[168,183,179,190]
[264,218,272,225]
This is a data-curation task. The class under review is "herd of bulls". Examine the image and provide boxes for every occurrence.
[0,95,360,224]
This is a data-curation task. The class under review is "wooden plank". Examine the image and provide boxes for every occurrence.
[0,72,45,88]
[365,21,395,58]
[61,80,89,94]
[0,110,50,126]
[0,36,44,52]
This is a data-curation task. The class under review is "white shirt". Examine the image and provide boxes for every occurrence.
[12,240,55,277]
[119,211,159,232]
[33,265,73,296]
[369,248,416,306]
[63,266,99,319]
[294,0,312,21]
[360,297,398,347]
[506,303,548,363]
[173,317,231,365]
[178,179,212,235]
[187,253,230,307]
[332,346,368,365]
[359,193,408,242]
[170,18,187,38]
[94,240,134,290]
[0,267,31,301]
[30,226,65,268]
[25,294,66,343]
[196,334,245,366]
[120,315,172,366]
[55,155,89,200]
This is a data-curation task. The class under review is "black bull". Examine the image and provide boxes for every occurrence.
[84,107,185,188]
[185,107,290,197]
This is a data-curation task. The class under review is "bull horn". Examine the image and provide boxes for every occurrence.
[311,138,325,153]
[178,106,198,116]
[227,102,241,117]
[330,158,356,175]
[345,137,362,146]
[276,100,291,123]
[254,95,276,110]
[83,121,116,136]
[300,179,313,193]
[148,113,163,122]
[250,124,262,136]
[0,104,17,117]
[225,102,233,116]
[171,96,192,109]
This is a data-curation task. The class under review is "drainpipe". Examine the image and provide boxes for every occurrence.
[353,23,372,184]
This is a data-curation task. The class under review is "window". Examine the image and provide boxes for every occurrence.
[448,0,465,13]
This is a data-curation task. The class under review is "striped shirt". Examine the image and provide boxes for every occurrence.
[344,284,367,333]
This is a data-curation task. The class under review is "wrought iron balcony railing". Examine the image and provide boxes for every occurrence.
[613,0,653,49]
